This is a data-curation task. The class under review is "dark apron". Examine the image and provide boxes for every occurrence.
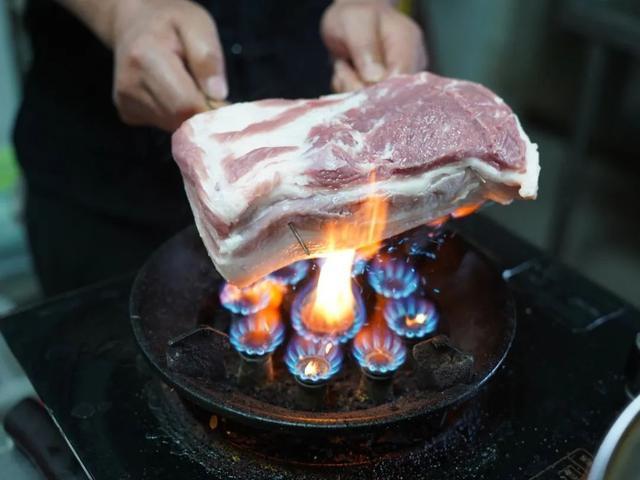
[13,0,332,295]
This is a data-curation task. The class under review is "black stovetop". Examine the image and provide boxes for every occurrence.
[1,215,638,480]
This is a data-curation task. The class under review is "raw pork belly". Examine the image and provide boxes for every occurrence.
[172,72,539,286]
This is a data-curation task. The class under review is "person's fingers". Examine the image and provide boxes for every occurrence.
[320,9,350,60]
[332,59,365,92]
[142,48,208,130]
[342,7,386,83]
[174,8,227,100]
[114,83,165,128]
[380,12,428,75]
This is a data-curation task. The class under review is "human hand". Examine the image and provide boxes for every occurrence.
[321,0,427,92]
[108,0,226,131]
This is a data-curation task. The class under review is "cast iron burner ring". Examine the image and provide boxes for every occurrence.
[131,226,516,434]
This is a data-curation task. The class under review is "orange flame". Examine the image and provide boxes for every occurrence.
[359,178,388,258]
[428,202,484,228]
[222,278,284,311]
[405,313,427,328]
[242,308,281,346]
[266,281,286,309]
[427,215,449,228]
[354,296,389,351]
[308,249,356,334]
[315,172,389,257]
[303,358,328,377]
[451,202,483,219]
[304,173,388,335]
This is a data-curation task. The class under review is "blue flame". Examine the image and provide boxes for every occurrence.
[351,254,368,277]
[408,243,437,260]
[219,280,273,315]
[367,256,420,299]
[229,309,285,356]
[290,281,366,344]
[285,336,343,384]
[267,260,310,286]
[383,296,439,339]
[352,327,406,375]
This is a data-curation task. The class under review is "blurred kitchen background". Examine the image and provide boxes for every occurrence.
[0,0,639,310]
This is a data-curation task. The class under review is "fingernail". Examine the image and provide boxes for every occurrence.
[205,76,228,100]
[362,57,386,83]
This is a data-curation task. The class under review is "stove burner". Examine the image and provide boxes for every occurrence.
[384,296,439,339]
[229,309,285,357]
[267,260,310,286]
[290,281,366,343]
[284,336,343,384]
[131,225,516,433]
[367,256,420,299]
[219,280,275,315]
[353,325,406,376]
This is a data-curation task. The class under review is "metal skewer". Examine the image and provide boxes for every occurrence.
[288,222,310,256]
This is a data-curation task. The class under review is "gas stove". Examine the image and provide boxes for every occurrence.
[1,215,638,480]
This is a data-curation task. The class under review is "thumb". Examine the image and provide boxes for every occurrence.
[175,11,227,100]
[344,9,386,83]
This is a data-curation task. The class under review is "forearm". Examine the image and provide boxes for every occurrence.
[54,0,129,47]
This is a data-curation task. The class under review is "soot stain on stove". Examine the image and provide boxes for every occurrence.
[143,377,487,477]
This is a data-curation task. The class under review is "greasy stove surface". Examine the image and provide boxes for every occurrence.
[2,215,639,480]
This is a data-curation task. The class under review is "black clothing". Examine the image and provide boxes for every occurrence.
[14,0,332,295]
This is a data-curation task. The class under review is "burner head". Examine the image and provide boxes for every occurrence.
[229,309,285,357]
[384,296,439,339]
[219,280,276,315]
[367,256,420,299]
[285,336,343,384]
[290,281,366,344]
[353,325,406,376]
[267,260,310,286]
